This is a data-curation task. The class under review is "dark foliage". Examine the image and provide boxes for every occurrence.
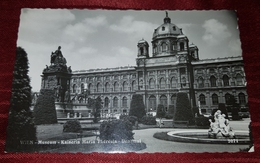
[174,92,194,122]
[195,116,210,126]
[63,120,82,133]
[99,119,134,141]
[217,103,229,119]
[231,107,241,120]
[87,96,102,123]
[168,105,175,115]
[140,115,157,125]
[156,104,166,118]
[120,115,138,125]
[164,114,173,119]
[129,94,146,120]
[33,89,57,125]
[5,47,37,151]
[192,106,200,116]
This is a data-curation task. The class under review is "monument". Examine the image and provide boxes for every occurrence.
[208,110,235,139]
[41,46,72,102]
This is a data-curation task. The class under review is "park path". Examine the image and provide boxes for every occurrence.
[79,118,251,153]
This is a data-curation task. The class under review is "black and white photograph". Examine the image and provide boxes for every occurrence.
[5,9,253,153]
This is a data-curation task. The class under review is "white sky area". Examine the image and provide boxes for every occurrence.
[17,9,242,92]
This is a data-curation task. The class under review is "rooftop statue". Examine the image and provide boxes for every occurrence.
[208,110,235,139]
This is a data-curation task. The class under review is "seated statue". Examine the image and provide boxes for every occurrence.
[51,46,65,65]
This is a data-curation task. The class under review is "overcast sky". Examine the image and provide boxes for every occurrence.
[17,9,242,91]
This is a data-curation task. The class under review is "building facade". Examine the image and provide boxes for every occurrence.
[41,13,248,117]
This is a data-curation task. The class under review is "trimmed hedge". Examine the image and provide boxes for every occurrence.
[174,92,194,122]
[63,120,82,133]
[195,116,210,127]
[140,116,156,125]
[156,104,165,118]
[129,94,146,120]
[33,89,57,125]
[99,119,134,141]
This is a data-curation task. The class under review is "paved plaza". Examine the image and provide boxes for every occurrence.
[76,118,251,153]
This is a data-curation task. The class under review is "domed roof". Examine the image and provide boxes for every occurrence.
[138,38,148,43]
[152,12,183,40]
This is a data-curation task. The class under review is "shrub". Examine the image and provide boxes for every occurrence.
[140,116,156,125]
[195,116,210,126]
[63,120,82,133]
[174,92,194,122]
[156,104,166,118]
[5,47,37,152]
[33,89,57,125]
[99,119,134,141]
[231,107,241,120]
[168,105,175,115]
[164,114,173,119]
[120,115,138,126]
[129,94,146,120]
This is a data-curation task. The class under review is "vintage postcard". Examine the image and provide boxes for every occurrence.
[5,9,253,153]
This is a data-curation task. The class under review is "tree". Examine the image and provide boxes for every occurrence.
[174,92,194,123]
[5,47,37,152]
[156,104,166,128]
[129,94,146,120]
[33,89,57,125]
[217,103,229,120]
[87,96,102,123]
[226,95,240,120]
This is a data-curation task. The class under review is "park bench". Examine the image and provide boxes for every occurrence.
[173,121,189,128]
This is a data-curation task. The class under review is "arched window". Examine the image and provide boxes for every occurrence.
[122,96,127,108]
[199,94,206,105]
[149,78,155,89]
[171,94,177,105]
[105,82,110,92]
[114,82,119,92]
[162,26,165,31]
[160,78,166,89]
[140,47,144,55]
[225,93,231,104]
[113,97,118,108]
[104,97,109,108]
[198,77,204,88]
[81,83,84,93]
[73,84,77,93]
[238,93,246,105]
[160,95,167,108]
[123,81,128,91]
[148,95,156,111]
[139,80,143,89]
[162,42,167,52]
[88,83,94,93]
[236,74,243,86]
[223,75,229,86]
[210,76,217,87]
[97,83,102,93]
[180,42,184,51]
[181,77,186,87]
[171,77,177,88]
[132,80,136,91]
[212,94,219,105]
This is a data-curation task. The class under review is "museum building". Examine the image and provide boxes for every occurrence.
[41,13,248,117]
